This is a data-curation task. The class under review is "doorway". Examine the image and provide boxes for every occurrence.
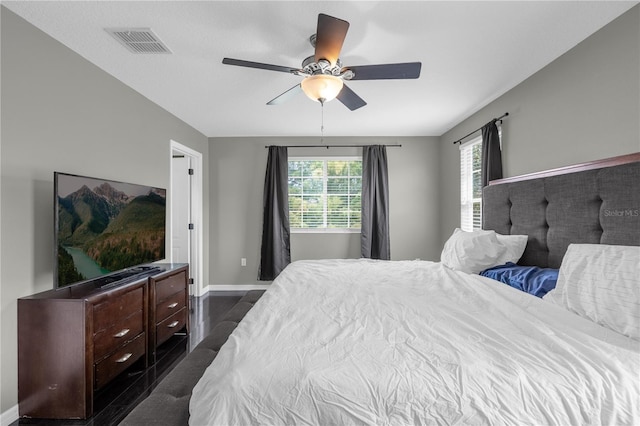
[170,140,203,297]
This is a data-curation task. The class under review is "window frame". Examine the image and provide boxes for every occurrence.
[460,136,483,232]
[288,156,362,234]
[459,126,502,231]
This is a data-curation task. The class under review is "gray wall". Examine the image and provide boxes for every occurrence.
[0,8,208,414]
[439,5,640,249]
[209,136,440,285]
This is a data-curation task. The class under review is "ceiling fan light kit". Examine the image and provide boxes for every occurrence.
[222,13,421,111]
[301,74,344,104]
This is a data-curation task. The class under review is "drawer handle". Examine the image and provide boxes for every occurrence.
[113,328,130,338]
[167,320,180,328]
[167,302,179,309]
[115,353,133,363]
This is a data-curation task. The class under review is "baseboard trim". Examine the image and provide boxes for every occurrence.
[202,284,270,294]
[1,404,19,426]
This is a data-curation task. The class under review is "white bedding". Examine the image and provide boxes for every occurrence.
[190,259,640,425]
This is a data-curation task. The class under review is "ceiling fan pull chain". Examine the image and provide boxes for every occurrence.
[321,101,325,144]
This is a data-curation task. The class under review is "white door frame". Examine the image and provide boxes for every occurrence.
[170,140,204,297]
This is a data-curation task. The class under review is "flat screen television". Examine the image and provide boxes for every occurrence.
[54,172,167,288]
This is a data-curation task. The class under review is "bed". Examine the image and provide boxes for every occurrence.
[188,153,639,425]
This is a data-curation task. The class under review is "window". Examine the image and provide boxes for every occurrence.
[460,137,483,231]
[288,158,362,232]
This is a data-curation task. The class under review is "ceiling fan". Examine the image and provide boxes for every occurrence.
[222,13,422,111]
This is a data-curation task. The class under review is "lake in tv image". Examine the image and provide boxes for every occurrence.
[56,173,166,287]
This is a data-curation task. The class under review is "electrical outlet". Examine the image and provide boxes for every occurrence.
[241,258,247,267]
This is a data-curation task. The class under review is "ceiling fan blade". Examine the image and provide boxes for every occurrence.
[336,84,366,111]
[314,14,349,66]
[344,62,422,80]
[267,84,302,105]
[222,58,300,74]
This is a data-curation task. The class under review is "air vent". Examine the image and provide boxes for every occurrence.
[106,28,171,54]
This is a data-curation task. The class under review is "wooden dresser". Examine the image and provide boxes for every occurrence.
[17,263,188,420]
[148,264,190,362]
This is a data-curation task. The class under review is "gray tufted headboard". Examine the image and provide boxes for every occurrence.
[483,153,640,268]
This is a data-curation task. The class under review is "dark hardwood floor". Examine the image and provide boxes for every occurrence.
[12,293,243,426]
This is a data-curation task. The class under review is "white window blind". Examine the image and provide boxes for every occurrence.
[460,137,483,231]
[288,158,362,232]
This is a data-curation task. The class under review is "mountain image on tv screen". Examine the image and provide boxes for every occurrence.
[56,173,166,287]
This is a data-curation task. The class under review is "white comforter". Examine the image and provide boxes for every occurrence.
[190,259,640,425]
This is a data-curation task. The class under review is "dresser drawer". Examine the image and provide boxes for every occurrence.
[155,271,187,302]
[155,289,186,324]
[156,308,186,347]
[93,310,144,361]
[93,287,144,332]
[94,332,145,390]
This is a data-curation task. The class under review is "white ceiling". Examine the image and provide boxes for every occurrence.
[4,1,637,138]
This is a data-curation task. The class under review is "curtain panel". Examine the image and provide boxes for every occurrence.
[481,119,503,187]
[361,145,391,260]
[258,146,291,280]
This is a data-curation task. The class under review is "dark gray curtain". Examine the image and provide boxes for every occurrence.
[258,146,290,280]
[481,119,503,187]
[361,145,390,260]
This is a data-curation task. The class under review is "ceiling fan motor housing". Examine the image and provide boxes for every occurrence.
[302,56,341,74]
[301,56,355,81]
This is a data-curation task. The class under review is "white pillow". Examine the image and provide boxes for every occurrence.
[441,228,507,274]
[495,233,528,264]
[544,243,640,341]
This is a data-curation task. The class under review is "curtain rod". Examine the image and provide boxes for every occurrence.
[264,144,402,149]
[452,112,509,145]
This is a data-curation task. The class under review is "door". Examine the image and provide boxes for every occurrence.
[171,155,191,265]
[170,140,203,296]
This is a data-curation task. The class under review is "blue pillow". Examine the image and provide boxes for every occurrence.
[480,262,559,297]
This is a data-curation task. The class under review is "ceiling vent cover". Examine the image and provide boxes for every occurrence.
[106,28,171,54]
